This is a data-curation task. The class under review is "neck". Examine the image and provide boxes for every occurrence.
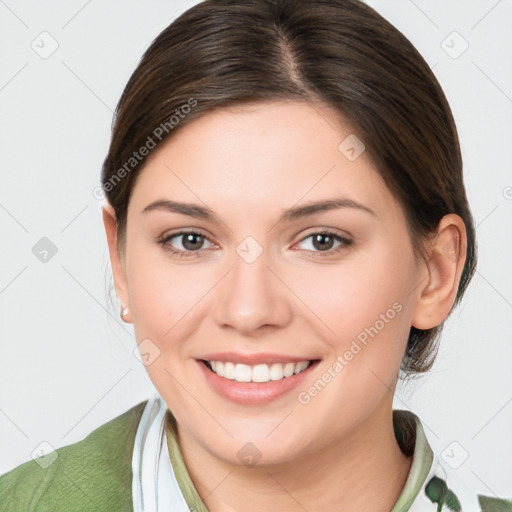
[175,399,412,512]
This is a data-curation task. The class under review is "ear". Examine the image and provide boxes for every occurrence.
[102,202,132,323]
[411,214,467,330]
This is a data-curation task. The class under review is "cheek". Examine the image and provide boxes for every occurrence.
[126,243,199,337]
[125,250,207,404]
[309,252,412,328]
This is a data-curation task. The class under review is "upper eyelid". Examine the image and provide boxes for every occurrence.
[298,229,352,241]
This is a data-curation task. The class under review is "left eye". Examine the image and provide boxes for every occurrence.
[295,231,352,255]
[159,231,215,255]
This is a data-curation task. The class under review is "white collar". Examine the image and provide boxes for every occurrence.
[131,393,189,511]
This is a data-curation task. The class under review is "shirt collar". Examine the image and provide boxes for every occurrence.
[391,409,434,510]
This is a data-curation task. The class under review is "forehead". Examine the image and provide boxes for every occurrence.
[129,101,399,223]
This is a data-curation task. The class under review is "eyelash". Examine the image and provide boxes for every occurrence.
[157,229,353,259]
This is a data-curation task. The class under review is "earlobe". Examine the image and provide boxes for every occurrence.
[411,214,467,330]
[102,203,132,323]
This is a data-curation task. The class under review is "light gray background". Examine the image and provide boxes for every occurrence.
[1,0,511,499]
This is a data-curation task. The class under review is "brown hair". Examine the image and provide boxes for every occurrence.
[101,0,477,378]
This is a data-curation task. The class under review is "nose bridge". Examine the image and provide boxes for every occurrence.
[214,235,289,332]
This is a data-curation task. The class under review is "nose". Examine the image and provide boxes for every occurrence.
[213,243,292,336]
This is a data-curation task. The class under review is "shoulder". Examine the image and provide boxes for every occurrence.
[0,400,147,512]
[478,495,512,512]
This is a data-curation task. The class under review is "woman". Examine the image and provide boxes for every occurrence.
[0,0,510,510]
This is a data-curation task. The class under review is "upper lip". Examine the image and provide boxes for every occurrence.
[199,352,319,365]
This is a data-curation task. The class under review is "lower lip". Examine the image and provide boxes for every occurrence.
[197,360,319,406]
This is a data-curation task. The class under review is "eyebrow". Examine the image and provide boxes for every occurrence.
[141,197,376,223]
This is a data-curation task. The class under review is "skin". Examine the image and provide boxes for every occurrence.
[103,100,467,511]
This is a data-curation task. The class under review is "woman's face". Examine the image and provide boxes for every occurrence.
[116,101,427,465]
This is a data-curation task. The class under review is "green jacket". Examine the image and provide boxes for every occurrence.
[0,402,144,511]
[1,400,511,511]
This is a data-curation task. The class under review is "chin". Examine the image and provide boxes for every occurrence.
[204,427,311,468]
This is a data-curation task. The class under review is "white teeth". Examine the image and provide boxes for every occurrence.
[235,363,252,382]
[294,361,309,374]
[223,362,236,380]
[270,363,284,381]
[207,360,312,382]
[253,364,271,383]
[283,362,295,377]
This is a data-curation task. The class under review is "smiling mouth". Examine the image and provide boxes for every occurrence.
[201,359,320,383]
